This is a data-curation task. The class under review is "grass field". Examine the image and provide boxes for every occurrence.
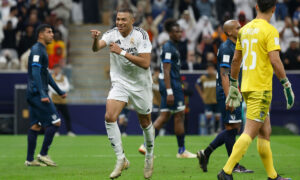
[0,135,299,180]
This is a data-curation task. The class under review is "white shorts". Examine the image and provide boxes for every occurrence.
[107,83,153,115]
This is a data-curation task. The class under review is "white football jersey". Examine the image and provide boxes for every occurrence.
[101,27,153,91]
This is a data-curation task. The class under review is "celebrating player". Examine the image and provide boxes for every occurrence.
[25,24,67,167]
[140,19,196,158]
[218,1,295,179]
[197,20,253,173]
[90,8,154,179]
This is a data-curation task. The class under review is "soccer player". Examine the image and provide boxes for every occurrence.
[140,19,196,158]
[90,8,154,179]
[196,20,253,173]
[25,24,67,167]
[218,1,295,179]
[195,63,221,135]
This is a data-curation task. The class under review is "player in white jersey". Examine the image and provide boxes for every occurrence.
[90,8,154,179]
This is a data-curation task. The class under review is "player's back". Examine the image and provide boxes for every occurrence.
[236,19,281,92]
[159,40,182,90]
[27,42,49,95]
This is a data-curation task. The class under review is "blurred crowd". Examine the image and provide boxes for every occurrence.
[0,0,78,71]
[113,0,300,70]
[0,0,299,71]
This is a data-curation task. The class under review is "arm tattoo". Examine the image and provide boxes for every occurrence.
[221,68,230,76]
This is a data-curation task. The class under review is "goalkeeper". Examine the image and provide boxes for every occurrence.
[197,20,253,174]
[218,0,295,179]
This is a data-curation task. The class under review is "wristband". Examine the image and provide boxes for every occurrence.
[167,88,173,95]
[120,50,127,56]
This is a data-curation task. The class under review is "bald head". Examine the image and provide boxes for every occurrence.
[223,20,241,40]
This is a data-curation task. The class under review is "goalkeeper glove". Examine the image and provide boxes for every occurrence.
[280,77,295,110]
[226,76,242,109]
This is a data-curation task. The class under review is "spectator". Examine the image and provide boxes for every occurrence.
[17,25,35,57]
[0,19,4,46]
[48,0,72,24]
[49,64,75,136]
[47,31,66,69]
[55,18,68,44]
[20,49,31,71]
[238,11,248,27]
[1,21,17,49]
[0,49,19,69]
[140,11,165,43]
[37,0,50,23]
[293,6,300,26]
[279,16,299,53]
[196,0,213,18]
[234,0,255,21]
[275,0,288,20]
[2,5,18,29]
[283,39,300,70]
[0,0,17,21]
[215,0,235,24]
[212,24,227,54]
[72,0,83,25]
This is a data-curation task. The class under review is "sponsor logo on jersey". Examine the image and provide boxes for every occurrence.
[115,40,121,44]
[130,37,134,44]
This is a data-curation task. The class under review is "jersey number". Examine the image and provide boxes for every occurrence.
[242,39,258,70]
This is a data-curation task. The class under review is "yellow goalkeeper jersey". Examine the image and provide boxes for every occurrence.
[236,19,281,92]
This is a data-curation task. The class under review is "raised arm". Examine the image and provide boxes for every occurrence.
[90,30,107,52]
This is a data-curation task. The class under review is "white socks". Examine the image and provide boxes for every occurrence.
[105,121,125,160]
[142,123,155,157]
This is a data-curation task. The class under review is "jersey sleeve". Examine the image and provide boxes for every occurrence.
[160,46,172,63]
[218,47,232,68]
[30,48,43,68]
[236,31,243,51]
[196,76,204,85]
[266,26,281,52]
[101,30,113,45]
[137,29,152,54]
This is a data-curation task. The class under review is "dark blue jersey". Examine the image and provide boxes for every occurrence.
[159,40,182,90]
[27,42,63,98]
[216,39,242,92]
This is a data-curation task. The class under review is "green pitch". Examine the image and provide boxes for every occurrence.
[0,135,299,180]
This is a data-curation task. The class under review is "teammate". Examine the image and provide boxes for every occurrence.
[140,19,196,158]
[25,24,67,167]
[90,8,154,179]
[196,20,253,173]
[218,1,294,179]
[195,63,221,135]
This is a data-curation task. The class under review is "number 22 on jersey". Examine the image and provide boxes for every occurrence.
[242,38,258,70]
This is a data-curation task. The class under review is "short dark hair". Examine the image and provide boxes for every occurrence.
[117,7,133,15]
[164,19,179,33]
[36,24,52,37]
[257,0,276,13]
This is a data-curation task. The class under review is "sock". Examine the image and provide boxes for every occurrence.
[223,133,252,175]
[257,138,277,178]
[142,123,155,157]
[105,121,125,160]
[224,129,238,157]
[206,129,227,157]
[26,129,38,161]
[119,124,126,134]
[155,127,159,137]
[214,119,219,132]
[40,125,58,156]
[176,134,185,154]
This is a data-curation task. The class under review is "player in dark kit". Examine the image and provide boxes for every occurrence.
[197,20,253,173]
[139,19,196,158]
[25,24,67,167]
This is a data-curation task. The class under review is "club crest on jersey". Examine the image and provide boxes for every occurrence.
[130,38,134,45]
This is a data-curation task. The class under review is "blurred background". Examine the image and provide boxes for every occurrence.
[0,0,299,136]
